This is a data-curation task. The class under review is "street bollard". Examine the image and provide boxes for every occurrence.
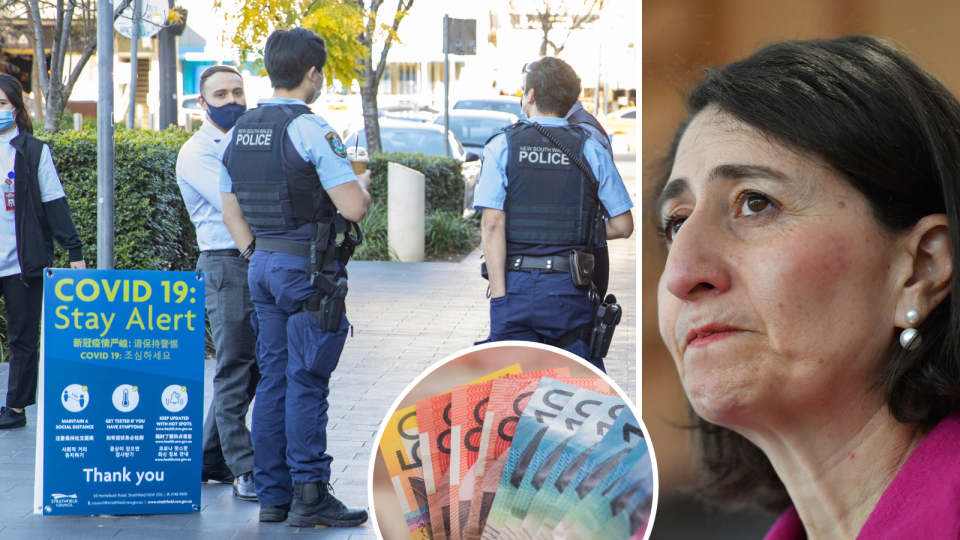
[73,113,82,131]
[387,162,425,262]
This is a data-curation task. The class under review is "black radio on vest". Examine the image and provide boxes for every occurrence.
[223,103,337,233]
[503,122,599,257]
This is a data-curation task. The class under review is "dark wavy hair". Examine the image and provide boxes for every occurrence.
[651,36,960,512]
[0,73,33,135]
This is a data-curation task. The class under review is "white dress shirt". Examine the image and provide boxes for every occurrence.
[0,126,67,277]
[176,120,238,251]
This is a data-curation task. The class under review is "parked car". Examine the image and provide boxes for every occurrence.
[379,102,440,123]
[433,110,518,152]
[343,120,482,217]
[180,94,204,128]
[453,96,524,120]
[600,106,636,152]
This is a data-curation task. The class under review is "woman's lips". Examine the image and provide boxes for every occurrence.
[686,324,743,349]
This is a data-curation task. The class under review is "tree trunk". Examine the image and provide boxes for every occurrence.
[30,51,45,126]
[44,88,65,133]
[360,83,382,154]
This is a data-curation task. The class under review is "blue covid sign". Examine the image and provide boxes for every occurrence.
[33,269,205,515]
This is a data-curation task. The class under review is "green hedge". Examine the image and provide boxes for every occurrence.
[367,152,465,213]
[41,126,199,271]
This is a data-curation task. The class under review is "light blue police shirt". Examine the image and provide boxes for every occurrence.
[176,120,236,251]
[218,97,357,193]
[473,116,633,217]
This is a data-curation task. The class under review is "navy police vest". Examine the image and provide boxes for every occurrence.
[223,104,336,234]
[503,122,597,256]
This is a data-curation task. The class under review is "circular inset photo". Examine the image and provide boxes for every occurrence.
[370,343,656,540]
[161,384,188,413]
[61,384,89,412]
[112,384,140,412]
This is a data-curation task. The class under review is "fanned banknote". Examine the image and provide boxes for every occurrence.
[380,369,647,540]
[584,457,653,540]
[380,404,432,539]
[530,407,644,540]
[514,395,626,540]
[451,369,570,540]
[500,387,617,538]
[416,365,522,540]
[480,378,613,540]
[551,448,652,540]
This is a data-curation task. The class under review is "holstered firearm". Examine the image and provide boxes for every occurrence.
[302,219,362,332]
[588,294,622,359]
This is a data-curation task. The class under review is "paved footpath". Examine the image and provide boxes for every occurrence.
[0,155,635,539]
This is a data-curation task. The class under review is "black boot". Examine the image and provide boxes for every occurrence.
[259,502,290,522]
[286,482,368,527]
[0,407,26,429]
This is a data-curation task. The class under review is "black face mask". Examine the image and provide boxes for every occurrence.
[204,101,247,130]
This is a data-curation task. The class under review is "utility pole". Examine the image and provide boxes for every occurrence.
[127,0,140,130]
[157,0,178,129]
[97,0,116,268]
[443,14,450,158]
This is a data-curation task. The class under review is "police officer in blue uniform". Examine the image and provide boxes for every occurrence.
[474,57,634,372]
[218,28,371,527]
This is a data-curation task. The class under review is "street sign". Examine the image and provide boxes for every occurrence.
[443,18,476,55]
[34,269,205,516]
[114,0,168,39]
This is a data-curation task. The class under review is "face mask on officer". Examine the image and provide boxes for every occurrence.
[308,68,323,105]
[203,100,246,131]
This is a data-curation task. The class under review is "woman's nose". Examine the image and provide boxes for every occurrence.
[662,214,732,302]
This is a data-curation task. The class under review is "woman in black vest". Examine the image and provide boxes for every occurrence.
[0,74,84,429]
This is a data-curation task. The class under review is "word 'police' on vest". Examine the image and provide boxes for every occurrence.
[236,127,273,148]
[519,145,570,166]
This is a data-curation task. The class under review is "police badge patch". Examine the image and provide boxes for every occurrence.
[326,132,348,158]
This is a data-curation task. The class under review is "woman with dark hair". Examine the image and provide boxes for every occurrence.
[654,36,960,539]
[0,73,85,429]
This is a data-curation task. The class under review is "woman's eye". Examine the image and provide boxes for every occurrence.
[740,194,772,216]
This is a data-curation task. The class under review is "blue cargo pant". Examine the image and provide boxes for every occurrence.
[247,250,349,506]
[488,270,604,372]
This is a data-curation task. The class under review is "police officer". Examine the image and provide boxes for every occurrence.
[565,99,614,299]
[176,65,258,501]
[474,57,634,372]
[218,28,371,526]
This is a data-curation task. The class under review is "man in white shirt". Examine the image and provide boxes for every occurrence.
[176,65,258,501]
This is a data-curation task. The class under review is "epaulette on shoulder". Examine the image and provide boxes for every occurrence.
[483,120,526,147]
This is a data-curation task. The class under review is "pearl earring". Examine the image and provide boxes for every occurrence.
[900,309,922,350]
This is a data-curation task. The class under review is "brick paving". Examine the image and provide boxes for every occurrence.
[0,155,635,539]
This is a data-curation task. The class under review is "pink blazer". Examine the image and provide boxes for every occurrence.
[764,410,960,540]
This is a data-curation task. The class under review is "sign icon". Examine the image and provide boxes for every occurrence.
[112,384,140,412]
[161,384,187,412]
[61,384,89,412]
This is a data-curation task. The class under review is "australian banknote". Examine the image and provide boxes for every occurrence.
[451,369,570,540]
[551,449,652,540]
[500,390,625,539]
[514,394,627,540]
[380,404,432,540]
[584,457,654,540]
[529,406,644,540]
[480,378,613,540]
[416,365,522,540]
